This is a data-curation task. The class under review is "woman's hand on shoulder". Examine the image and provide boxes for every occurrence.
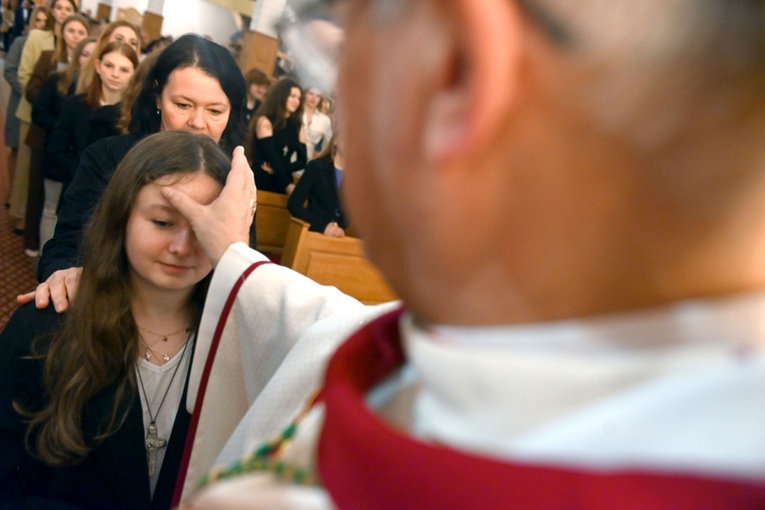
[16,267,83,313]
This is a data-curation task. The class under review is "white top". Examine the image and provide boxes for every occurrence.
[136,335,194,496]
[303,110,332,160]
[390,292,765,478]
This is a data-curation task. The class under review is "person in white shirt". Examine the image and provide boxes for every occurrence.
[302,87,332,160]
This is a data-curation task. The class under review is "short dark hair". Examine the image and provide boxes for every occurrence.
[128,34,247,153]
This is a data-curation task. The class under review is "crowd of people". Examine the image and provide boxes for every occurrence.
[2,0,765,509]
[3,2,340,260]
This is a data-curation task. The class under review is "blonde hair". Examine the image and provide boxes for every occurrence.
[56,35,95,96]
[75,19,140,94]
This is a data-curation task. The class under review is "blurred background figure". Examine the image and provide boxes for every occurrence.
[287,134,347,237]
[302,87,331,160]
[242,67,269,125]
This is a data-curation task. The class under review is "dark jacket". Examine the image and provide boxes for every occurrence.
[27,71,65,153]
[287,156,348,233]
[9,5,31,40]
[31,72,65,135]
[26,49,56,106]
[43,94,121,185]
[0,303,191,509]
[38,133,141,281]
[251,118,306,194]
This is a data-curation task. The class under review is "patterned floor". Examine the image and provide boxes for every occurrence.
[0,58,37,331]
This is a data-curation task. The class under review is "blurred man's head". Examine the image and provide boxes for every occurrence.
[285,0,765,325]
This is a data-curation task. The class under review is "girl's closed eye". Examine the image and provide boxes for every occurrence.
[152,219,173,228]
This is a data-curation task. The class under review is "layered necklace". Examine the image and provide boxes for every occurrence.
[135,333,192,476]
[138,324,191,362]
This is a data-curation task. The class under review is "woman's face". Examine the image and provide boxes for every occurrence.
[285,87,302,115]
[51,0,76,27]
[78,41,96,69]
[125,172,220,296]
[96,51,135,96]
[156,67,231,143]
[249,82,268,102]
[304,89,321,109]
[33,12,48,30]
[109,25,140,55]
[63,21,88,52]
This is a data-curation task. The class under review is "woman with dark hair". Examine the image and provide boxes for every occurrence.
[40,40,137,247]
[129,33,247,154]
[0,131,233,508]
[21,34,247,312]
[247,77,307,196]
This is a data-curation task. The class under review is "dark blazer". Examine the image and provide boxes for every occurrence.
[251,118,306,194]
[26,49,56,106]
[9,5,31,40]
[0,303,192,509]
[27,68,64,153]
[31,72,65,135]
[38,133,141,281]
[43,94,121,185]
[287,156,348,233]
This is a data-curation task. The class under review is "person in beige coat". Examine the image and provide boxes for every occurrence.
[8,0,76,234]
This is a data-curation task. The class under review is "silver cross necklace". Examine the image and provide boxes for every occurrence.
[135,333,191,476]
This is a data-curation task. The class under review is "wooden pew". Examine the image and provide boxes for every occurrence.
[255,190,292,255]
[281,218,397,305]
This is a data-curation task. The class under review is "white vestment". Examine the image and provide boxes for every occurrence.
[184,243,765,508]
[180,243,397,498]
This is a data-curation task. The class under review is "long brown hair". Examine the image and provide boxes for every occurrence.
[76,19,140,93]
[50,14,91,66]
[42,0,78,32]
[19,131,231,465]
[83,40,138,110]
[56,35,95,96]
[117,49,160,134]
[246,77,303,161]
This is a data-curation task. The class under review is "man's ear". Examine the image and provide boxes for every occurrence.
[423,0,524,165]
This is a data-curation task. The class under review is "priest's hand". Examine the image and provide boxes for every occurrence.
[161,146,256,267]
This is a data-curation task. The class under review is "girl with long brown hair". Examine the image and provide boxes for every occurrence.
[40,40,138,248]
[0,130,232,508]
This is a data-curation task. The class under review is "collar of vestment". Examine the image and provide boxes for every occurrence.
[318,303,765,510]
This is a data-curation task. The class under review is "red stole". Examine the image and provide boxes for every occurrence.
[318,308,765,509]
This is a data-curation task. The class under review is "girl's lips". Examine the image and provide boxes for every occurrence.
[160,262,191,275]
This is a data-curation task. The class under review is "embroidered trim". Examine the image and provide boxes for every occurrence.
[199,391,322,488]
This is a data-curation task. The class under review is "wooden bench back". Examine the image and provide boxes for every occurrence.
[281,218,397,305]
[255,190,292,254]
